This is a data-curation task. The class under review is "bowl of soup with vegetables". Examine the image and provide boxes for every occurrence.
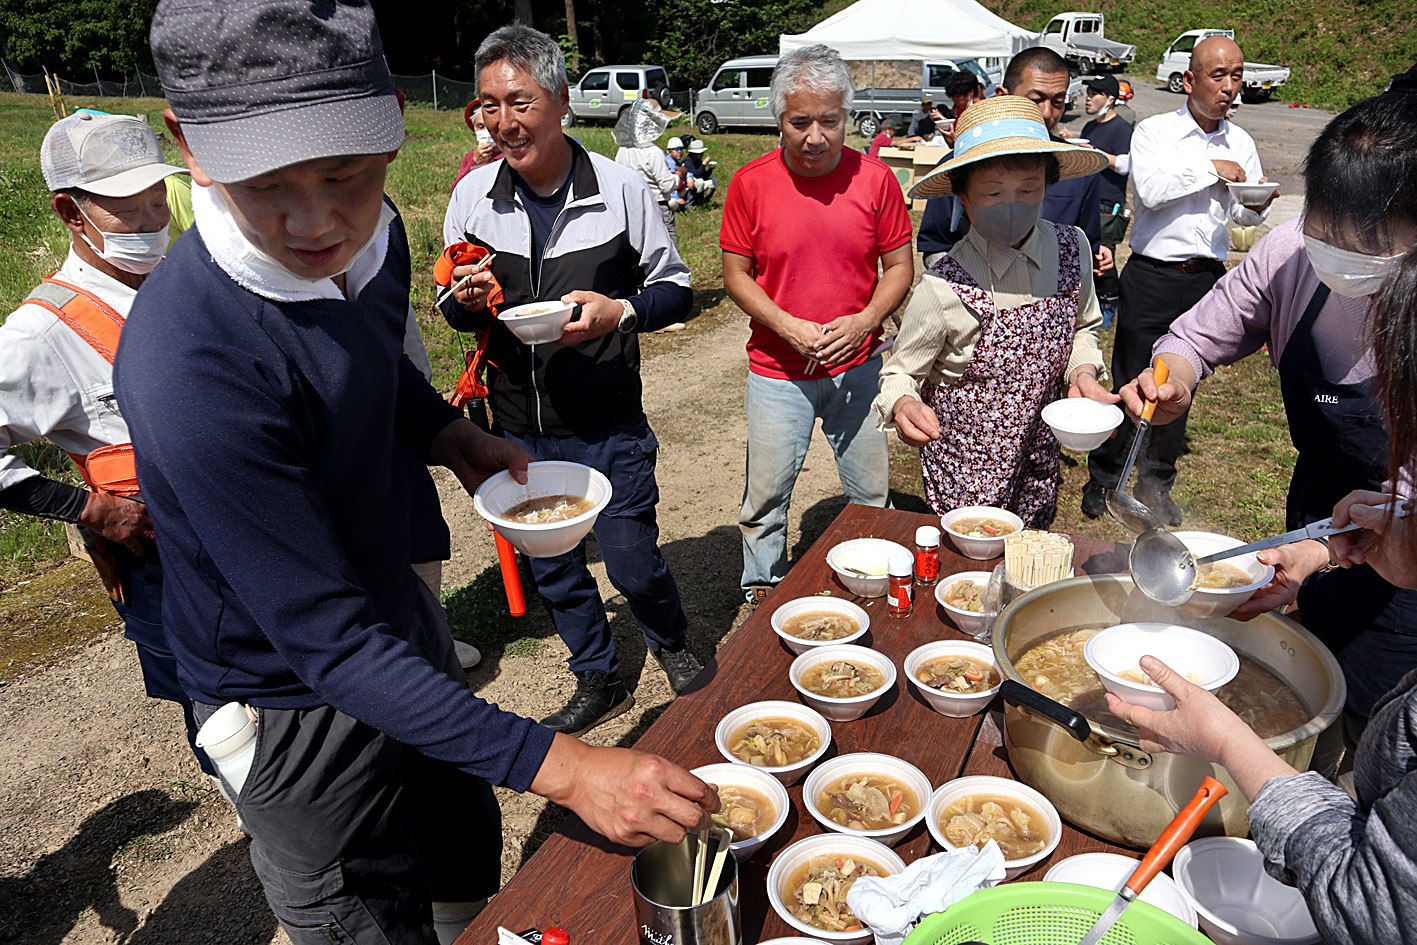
[496,300,575,344]
[789,645,896,721]
[905,640,1003,717]
[771,597,870,654]
[715,700,831,784]
[691,762,791,861]
[766,833,906,944]
[928,775,1061,877]
[1172,531,1275,618]
[941,506,1025,559]
[472,461,612,558]
[804,752,932,845]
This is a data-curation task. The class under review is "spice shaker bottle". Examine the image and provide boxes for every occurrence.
[888,553,914,617]
[914,525,941,586]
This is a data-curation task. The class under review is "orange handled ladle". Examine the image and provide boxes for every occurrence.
[495,532,526,617]
[1076,776,1229,945]
[1104,357,1170,534]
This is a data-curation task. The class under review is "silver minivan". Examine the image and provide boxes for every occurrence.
[695,55,779,134]
[566,64,671,125]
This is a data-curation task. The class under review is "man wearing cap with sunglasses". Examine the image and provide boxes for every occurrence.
[0,111,215,778]
[120,3,717,944]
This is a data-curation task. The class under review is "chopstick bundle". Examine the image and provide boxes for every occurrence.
[1004,529,1074,590]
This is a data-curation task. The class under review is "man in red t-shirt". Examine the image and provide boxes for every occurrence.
[868,117,896,157]
[720,44,914,607]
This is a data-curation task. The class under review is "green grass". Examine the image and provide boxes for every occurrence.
[985,0,1417,112]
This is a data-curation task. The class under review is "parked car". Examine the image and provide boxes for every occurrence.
[851,59,999,138]
[694,55,780,134]
[1156,29,1290,102]
[565,64,672,125]
[1040,12,1136,73]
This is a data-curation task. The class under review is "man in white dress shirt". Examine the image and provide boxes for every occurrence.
[1082,36,1276,524]
[0,111,212,773]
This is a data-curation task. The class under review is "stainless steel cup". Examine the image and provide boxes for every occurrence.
[631,829,740,945]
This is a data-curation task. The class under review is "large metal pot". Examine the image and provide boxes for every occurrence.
[992,574,1345,848]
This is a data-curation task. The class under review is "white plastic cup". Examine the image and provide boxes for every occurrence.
[196,702,257,796]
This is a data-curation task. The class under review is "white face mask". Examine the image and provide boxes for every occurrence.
[475,127,494,147]
[78,204,168,275]
[1304,234,1405,298]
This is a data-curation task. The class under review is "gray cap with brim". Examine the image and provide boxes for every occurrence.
[150,0,406,184]
[41,111,189,197]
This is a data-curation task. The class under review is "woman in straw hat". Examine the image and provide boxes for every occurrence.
[873,96,1118,526]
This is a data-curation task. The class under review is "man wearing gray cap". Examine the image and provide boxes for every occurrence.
[122,3,716,944]
[0,110,211,774]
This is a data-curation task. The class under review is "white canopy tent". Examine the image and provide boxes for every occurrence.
[779,0,1038,61]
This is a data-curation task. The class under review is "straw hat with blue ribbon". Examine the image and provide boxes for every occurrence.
[908,96,1109,199]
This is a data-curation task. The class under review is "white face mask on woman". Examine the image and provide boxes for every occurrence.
[1304,234,1405,298]
[77,204,169,275]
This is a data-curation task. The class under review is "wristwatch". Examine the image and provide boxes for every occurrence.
[617,298,638,334]
[1313,536,1339,573]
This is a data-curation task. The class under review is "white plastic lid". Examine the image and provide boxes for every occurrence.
[915,525,940,545]
[887,553,914,577]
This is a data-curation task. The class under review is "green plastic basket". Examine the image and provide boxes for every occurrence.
[902,882,1213,945]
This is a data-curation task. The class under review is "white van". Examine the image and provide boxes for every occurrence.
[694,55,780,134]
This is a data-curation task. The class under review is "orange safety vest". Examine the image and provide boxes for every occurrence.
[21,274,141,498]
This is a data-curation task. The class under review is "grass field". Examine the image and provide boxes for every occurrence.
[0,92,1293,593]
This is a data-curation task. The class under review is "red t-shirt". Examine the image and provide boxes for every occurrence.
[869,132,894,157]
[720,147,912,380]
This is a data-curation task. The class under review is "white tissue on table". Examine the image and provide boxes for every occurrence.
[846,841,1006,945]
[497,928,536,945]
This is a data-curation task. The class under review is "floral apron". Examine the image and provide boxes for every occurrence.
[919,225,1081,528]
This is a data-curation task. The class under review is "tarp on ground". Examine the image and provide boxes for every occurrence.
[779,0,1039,61]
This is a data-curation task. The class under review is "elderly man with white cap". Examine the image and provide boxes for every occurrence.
[0,110,213,775]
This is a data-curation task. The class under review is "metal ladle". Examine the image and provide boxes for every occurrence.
[1104,358,1169,534]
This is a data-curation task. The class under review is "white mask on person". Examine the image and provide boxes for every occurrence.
[966,199,1042,247]
[77,204,168,274]
[1304,234,1405,298]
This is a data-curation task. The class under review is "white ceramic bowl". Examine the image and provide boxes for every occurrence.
[1227,181,1280,208]
[1084,623,1240,712]
[770,597,870,656]
[1172,837,1321,944]
[934,570,994,636]
[905,640,1002,718]
[1041,398,1125,451]
[714,700,831,785]
[940,506,1025,560]
[471,461,612,558]
[1044,853,1198,928]
[690,762,791,862]
[496,299,575,344]
[1173,530,1276,619]
[927,775,1062,878]
[789,645,896,721]
[802,752,933,846]
[766,833,907,944]
[825,538,912,597]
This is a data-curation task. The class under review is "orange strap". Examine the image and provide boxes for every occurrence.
[436,243,505,408]
[26,273,138,496]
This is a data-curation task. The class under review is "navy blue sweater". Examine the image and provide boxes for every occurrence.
[114,216,553,792]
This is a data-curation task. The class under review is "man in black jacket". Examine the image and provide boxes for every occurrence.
[442,25,700,735]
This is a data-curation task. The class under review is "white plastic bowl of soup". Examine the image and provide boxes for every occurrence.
[714,700,831,785]
[927,775,1061,878]
[1172,837,1321,945]
[825,538,912,596]
[789,644,895,721]
[766,833,906,944]
[905,640,1002,717]
[770,597,870,655]
[690,762,791,862]
[1171,530,1276,619]
[934,570,994,636]
[803,752,933,846]
[472,461,612,558]
[940,506,1025,560]
[1045,853,1198,928]
[1084,622,1240,712]
[496,299,575,344]
[1041,398,1125,451]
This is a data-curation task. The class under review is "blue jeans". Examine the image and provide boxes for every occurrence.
[507,416,687,678]
[740,356,890,591]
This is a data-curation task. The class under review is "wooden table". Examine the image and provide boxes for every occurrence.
[460,505,1136,944]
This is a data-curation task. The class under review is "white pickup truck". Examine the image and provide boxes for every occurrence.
[1156,30,1290,102]
[1040,13,1136,74]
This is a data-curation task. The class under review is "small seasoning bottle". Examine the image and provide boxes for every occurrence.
[887,553,914,618]
[542,928,570,945]
[914,525,941,586]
